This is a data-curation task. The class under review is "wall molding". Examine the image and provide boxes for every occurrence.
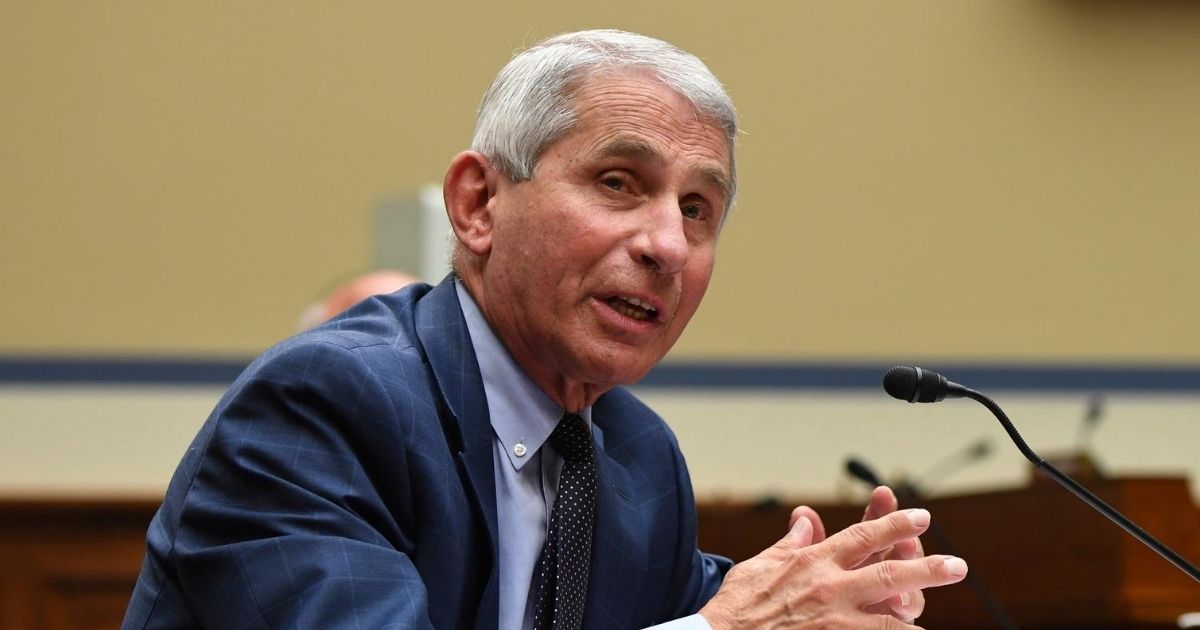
[2,356,1199,392]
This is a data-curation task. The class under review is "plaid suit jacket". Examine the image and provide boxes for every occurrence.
[123,277,730,629]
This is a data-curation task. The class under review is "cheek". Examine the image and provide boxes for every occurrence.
[667,262,715,336]
[682,256,715,302]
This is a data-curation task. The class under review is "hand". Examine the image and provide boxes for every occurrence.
[785,487,926,622]
[699,507,967,629]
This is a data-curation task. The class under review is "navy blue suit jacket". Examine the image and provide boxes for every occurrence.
[123,278,730,629]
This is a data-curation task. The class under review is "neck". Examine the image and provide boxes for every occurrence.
[458,271,610,413]
[549,378,604,414]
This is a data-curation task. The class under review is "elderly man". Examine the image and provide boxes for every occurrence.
[123,30,966,630]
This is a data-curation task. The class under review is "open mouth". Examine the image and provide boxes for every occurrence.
[605,295,658,322]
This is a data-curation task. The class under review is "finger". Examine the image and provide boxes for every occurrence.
[872,612,925,630]
[865,583,926,621]
[858,489,904,567]
[863,486,899,522]
[848,555,968,607]
[831,509,931,567]
[893,537,922,560]
[873,539,927,620]
[789,506,827,543]
[859,526,924,571]
[865,594,909,619]
[781,514,814,548]
[863,537,920,568]
[872,535,926,568]
[844,611,925,630]
[859,546,892,570]
[900,586,926,621]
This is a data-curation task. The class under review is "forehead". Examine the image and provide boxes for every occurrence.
[559,73,733,186]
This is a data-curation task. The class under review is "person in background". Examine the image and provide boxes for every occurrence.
[124,29,966,630]
[296,269,420,330]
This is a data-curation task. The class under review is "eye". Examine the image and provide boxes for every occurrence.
[681,194,713,221]
[601,174,627,191]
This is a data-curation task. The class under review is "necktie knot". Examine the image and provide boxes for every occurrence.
[549,413,593,463]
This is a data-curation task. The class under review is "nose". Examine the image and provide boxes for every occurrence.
[632,197,689,275]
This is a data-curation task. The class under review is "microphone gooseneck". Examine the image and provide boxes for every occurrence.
[884,366,1200,584]
[961,388,1041,466]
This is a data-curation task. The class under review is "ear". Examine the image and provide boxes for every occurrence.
[443,151,501,257]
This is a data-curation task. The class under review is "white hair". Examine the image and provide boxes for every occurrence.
[470,29,738,204]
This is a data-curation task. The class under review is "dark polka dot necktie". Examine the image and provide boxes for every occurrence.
[532,413,597,630]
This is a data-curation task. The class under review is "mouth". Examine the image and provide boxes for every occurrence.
[604,295,660,322]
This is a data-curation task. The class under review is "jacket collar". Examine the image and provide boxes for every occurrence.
[414,277,492,454]
[413,276,501,627]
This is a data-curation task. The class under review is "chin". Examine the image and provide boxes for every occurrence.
[563,337,667,387]
[580,355,658,387]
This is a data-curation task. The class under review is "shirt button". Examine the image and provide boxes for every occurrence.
[513,442,527,458]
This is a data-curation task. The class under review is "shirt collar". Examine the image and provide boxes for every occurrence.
[455,280,591,471]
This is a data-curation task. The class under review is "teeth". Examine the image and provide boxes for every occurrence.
[613,300,647,320]
[609,296,657,321]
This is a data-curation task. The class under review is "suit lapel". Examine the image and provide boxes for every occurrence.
[585,407,645,629]
[413,277,500,627]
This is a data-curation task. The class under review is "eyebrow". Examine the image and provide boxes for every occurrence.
[597,135,733,204]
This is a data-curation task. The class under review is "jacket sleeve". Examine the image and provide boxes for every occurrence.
[129,339,437,630]
[663,432,734,622]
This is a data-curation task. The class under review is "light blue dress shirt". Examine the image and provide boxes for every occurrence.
[455,282,710,630]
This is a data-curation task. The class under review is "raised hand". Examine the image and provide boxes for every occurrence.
[700,505,966,629]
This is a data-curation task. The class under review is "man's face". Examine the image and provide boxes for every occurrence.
[479,72,732,394]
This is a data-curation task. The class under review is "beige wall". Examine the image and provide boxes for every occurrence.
[3,385,1198,503]
[2,2,1199,500]
[3,1,1198,361]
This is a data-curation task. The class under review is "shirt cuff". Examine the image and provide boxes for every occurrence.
[643,614,712,630]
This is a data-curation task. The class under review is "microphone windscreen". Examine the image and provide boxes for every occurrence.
[846,458,884,487]
[883,366,919,401]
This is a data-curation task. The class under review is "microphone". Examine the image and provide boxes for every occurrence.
[883,366,967,403]
[846,457,884,487]
[1077,394,1105,455]
[883,365,1200,584]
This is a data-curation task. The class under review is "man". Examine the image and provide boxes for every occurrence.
[124,30,966,629]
